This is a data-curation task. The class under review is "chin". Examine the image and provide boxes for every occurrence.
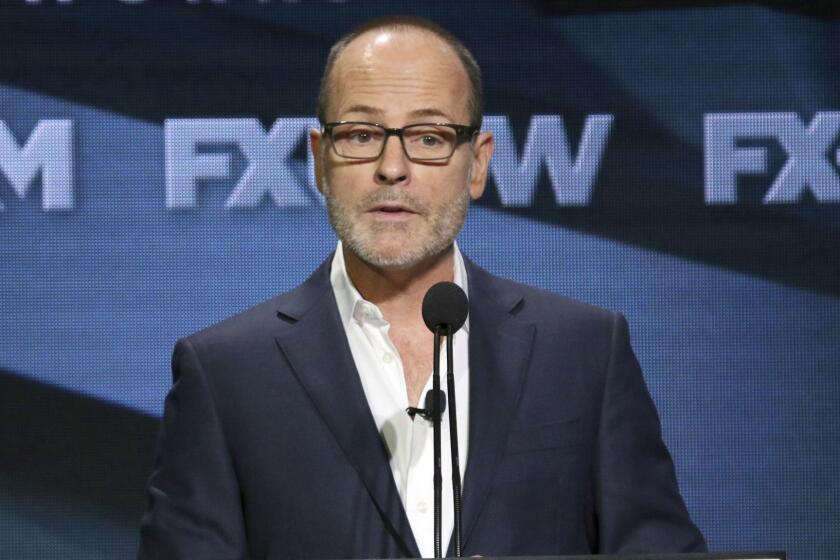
[362,246,428,269]
[351,237,439,270]
[340,219,459,270]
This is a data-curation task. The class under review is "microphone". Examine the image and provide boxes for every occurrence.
[406,389,446,421]
[422,281,468,558]
[422,281,469,334]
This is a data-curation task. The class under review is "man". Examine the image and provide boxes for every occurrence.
[139,16,706,559]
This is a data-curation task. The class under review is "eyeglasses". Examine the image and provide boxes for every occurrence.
[322,121,479,161]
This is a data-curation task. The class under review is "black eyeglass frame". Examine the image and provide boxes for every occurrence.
[321,121,480,161]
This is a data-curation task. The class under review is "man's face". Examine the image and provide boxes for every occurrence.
[311,28,493,269]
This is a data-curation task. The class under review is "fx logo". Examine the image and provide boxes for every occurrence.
[0,119,74,212]
[165,118,320,208]
[705,112,840,204]
[166,115,614,209]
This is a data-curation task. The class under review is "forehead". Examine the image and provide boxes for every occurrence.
[328,28,471,123]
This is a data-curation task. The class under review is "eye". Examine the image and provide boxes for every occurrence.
[420,134,443,147]
[332,124,382,145]
[348,129,374,144]
[406,127,452,149]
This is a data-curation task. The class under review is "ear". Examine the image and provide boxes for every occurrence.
[309,128,325,194]
[468,131,494,200]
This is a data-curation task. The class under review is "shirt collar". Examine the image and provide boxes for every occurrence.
[330,241,470,333]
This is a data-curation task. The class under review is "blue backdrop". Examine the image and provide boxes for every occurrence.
[0,1,838,559]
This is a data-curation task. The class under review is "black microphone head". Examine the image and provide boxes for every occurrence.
[422,281,469,334]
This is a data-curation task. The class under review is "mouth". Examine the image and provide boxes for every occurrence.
[368,203,418,220]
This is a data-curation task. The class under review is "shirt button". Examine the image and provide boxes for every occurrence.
[382,352,394,364]
[417,501,428,513]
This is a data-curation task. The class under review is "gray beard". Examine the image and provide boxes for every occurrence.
[323,179,469,269]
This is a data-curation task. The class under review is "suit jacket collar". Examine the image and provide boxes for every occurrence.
[456,257,535,555]
[273,255,535,558]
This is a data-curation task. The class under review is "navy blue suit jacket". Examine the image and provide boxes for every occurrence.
[139,256,706,559]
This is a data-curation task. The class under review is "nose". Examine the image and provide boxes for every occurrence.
[375,135,409,186]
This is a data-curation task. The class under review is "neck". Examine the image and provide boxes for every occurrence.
[343,245,456,322]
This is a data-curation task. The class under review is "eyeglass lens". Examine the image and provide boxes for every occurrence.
[330,123,459,160]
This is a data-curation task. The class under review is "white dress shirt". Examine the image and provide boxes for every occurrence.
[330,242,470,558]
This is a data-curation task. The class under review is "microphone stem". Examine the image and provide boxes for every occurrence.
[433,327,443,559]
[446,325,462,557]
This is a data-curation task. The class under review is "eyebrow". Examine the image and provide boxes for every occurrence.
[407,108,455,122]
[339,105,456,123]
[341,104,385,118]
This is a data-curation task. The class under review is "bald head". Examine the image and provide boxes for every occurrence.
[317,16,483,128]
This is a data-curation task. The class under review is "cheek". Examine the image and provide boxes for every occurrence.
[448,153,475,182]
[433,165,473,199]
[324,167,368,200]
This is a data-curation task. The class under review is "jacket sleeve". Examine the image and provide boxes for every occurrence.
[138,337,248,560]
[595,313,707,553]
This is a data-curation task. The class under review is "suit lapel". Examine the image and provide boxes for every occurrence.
[455,260,536,555]
[273,261,420,558]
[273,257,534,558]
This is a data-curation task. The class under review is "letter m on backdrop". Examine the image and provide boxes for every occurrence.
[0,120,74,211]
